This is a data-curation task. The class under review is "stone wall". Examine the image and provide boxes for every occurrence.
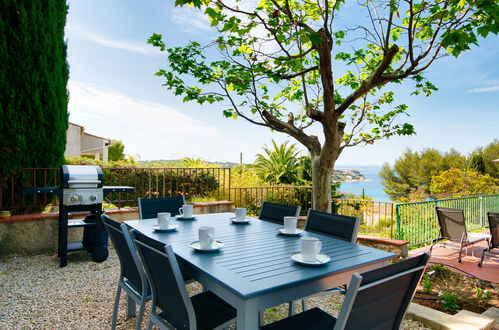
[0,201,234,255]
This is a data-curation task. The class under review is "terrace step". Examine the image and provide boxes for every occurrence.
[407,303,496,330]
[482,307,499,328]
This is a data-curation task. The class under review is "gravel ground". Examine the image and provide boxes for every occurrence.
[0,249,431,329]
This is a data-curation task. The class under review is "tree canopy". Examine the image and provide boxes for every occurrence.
[379,147,466,200]
[150,0,498,210]
[430,168,499,197]
[108,140,126,162]
[0,0,69,176]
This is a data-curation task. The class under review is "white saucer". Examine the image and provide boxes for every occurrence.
[152,225,178,232]
[230,217,251,224]
[190,240,224,252]
[175,215,197,220]
[277,228,304,236]
[291,253,330,266]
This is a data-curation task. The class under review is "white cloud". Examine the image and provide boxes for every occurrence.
[467,85,499,93]
[67,81,219,158]
[67,25,159,55]
[170,7,211,32]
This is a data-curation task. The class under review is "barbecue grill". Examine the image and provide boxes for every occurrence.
[24,165,134,267]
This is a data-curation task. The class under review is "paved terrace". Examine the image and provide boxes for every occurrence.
[409,238,499,283]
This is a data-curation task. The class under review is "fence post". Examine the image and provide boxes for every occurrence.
[395,204,401,240]
[228,168,231,202]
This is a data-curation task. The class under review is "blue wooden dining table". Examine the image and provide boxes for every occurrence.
[125,212,395,330]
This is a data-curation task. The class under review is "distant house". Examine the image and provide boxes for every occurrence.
[65,122,110,161]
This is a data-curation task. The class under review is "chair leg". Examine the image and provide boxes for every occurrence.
[111,284,122,330]
[429,238,438,255]
[301,299,307,312]
[458,244,464,263]
[126,294,136,319]
[287,301,295,316]
[478,247,488,267]
[135,297,147,330]
[258,310,264,326]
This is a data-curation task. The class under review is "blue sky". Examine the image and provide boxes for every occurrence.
[65,0,499,166]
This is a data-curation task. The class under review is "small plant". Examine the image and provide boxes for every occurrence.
[476,288,492,304]
[441,291,459,313]
[430,263,452,276]
[421,274,433,294]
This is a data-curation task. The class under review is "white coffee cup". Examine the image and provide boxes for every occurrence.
[199,226,214,249]
[301,237,322,262]
[179,204,193,218]
[158,212,171,229]
[283,216,298,233]
[235,207,247,220]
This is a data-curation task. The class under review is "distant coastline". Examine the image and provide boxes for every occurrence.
[333,169,368,182]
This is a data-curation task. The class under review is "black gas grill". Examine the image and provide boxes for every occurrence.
[24,165,134,267]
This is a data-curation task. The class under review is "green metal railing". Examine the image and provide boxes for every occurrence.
[395,194,499,246]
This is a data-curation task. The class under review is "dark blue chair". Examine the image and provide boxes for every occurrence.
[130,230,236,329]
[262,253,430,330]
[300,210,361,311]
[304,209,360,243]
[258,201,301,225]
[101,215,150,330]
[138,196,185,219]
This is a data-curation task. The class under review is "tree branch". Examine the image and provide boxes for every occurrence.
[336,44,399,114]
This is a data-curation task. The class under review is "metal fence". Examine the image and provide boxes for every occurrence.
[104,167,231,208]
[4,167,497,248]
[0,168,60,214]
[0,167,231,212]
[229,186,313,216]
[332,199,395,238]
[395,194,499,246]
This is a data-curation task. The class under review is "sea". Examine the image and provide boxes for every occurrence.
[336,165,390,202]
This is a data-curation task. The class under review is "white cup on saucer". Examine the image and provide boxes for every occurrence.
[199,226,214,249]
[158,212,171,229]
[283,216,298,233]
[235,208,247,221]
[301,237,322,262]
[179,204,193,218]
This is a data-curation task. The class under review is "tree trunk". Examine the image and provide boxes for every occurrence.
[311,153,335,212]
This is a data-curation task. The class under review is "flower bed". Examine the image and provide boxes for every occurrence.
[413,263,498,314]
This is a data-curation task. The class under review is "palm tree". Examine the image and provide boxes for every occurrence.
[253,141,301,184]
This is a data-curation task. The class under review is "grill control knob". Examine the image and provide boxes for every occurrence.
[69,195,78,203]
[89,195,97,202]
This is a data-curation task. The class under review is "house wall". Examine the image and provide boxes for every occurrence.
[81,134,109,162]
[64,123,82,157]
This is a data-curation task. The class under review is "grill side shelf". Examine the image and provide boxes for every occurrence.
[103,186,135,194]
[68,219,96,228]
[22,186,61,195]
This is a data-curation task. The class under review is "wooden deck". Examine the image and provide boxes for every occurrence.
[409,238,498,283]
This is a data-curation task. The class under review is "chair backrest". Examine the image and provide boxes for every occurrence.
[435,207,467,242]
[138,196,186,219]
[335,253,430,330]
[304,209,360,243]
[101,215,147,295]
[131,230,195,329]
[258,201,301,225]
[487,212,499,248]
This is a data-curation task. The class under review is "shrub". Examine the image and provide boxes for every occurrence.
[441,291,459,313]
[476,288,492,304]
[421,274,433,294]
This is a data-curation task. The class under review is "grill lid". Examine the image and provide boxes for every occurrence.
[61,165,103,189]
